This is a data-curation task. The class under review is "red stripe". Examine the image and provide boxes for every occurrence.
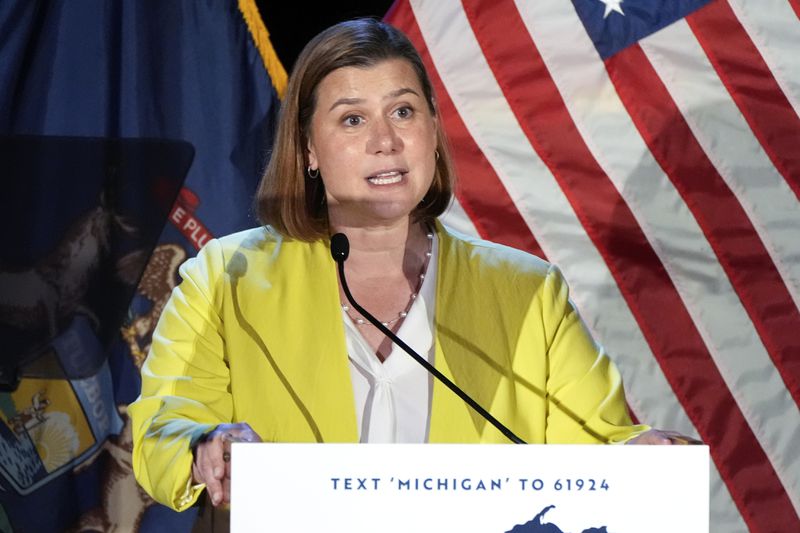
[789,0,800,20]
[626,404,641,425]
[385,2,545,259]
[606,44,800,411]
[459,0,799,530]
[687,0,800,202]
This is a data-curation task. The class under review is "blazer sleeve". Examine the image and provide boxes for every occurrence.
[129,238,232,511]
[538,264,648,444]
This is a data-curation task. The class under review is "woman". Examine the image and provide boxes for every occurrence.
[130,18,681,512]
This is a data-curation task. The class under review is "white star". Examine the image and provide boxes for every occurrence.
[598,0,625,19]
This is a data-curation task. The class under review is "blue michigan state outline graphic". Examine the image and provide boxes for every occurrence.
[506,504,609,532]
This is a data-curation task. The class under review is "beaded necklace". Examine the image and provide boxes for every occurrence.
[341,228,434,328]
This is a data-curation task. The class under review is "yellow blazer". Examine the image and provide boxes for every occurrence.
[130,221,645,510]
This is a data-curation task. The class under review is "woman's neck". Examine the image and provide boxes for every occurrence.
[330,218,429,279]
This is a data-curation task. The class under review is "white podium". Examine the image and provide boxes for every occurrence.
[231,443,708,533]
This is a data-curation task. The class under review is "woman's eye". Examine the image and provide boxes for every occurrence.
[394,106,413,119]
[344,115,363,126]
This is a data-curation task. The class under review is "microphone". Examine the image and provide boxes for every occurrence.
[330,233,526,445]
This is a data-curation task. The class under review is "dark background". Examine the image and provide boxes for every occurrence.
[256,0,396,71]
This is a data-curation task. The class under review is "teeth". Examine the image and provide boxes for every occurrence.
[368,171,402,185]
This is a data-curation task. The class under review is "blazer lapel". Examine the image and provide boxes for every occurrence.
[429,222,502,442]
[234,233,358,442]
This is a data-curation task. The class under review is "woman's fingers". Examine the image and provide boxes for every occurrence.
[222,475,232,505]
[627,428,703,445]
[637,429,672,445]
[222,434,233,481]
[192,423,264,506]
[195,435,226,505]
[221,424,263,479]
[660,430,704,445]
[209,434,228,480]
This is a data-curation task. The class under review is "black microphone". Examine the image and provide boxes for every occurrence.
[330,232,526,445]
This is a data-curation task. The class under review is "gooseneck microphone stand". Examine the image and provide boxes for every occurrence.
[331,233,526,445]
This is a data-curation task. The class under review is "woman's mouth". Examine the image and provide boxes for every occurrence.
[367,170,404,185]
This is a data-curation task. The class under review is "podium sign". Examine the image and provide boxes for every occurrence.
[231,443,708,532]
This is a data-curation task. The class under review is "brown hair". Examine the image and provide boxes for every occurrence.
[254,18,455,241]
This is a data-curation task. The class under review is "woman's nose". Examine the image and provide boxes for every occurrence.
[367,117,403,154]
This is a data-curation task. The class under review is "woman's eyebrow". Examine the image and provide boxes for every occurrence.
[328,87,421,112]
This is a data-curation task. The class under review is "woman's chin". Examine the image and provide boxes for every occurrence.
[331,201,418,228]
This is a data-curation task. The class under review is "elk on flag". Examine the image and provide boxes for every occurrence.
[386,1,800,532]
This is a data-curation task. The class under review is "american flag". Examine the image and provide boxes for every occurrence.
[386,1,800,531]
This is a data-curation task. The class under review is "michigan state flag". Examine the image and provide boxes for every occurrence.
[0,1,286,530]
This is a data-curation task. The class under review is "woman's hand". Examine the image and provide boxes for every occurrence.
[192,423,262,506]
[627,429,703,445]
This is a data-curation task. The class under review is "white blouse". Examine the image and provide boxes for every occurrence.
[342,232,439,443]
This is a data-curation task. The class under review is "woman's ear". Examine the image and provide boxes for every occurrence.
[430,101,440,143]
[306,138,318,171]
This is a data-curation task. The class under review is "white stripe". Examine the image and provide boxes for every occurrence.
[441,197,481,239]
[642,21,800,513]
[409,2,746,530]
[642,17,800,317]
[522,0,800,517]
[728,0,800,118]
